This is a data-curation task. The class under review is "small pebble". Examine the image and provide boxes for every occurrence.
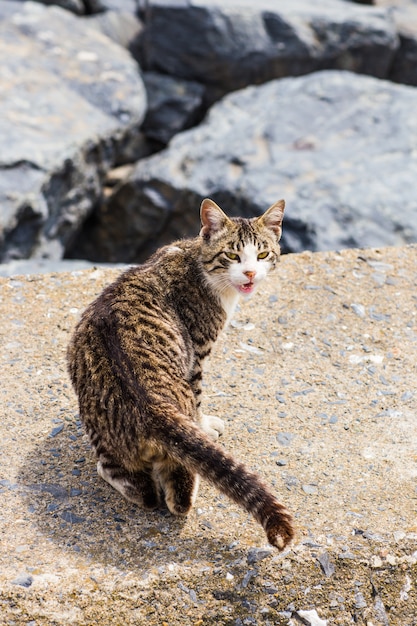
[277,432,295,446]
[276,459,287,467]
[247,547,273,564]
[317,552,335,577]
[241,569,257,588]
[354,591,367,609]
[351,303,366,318]
[292,608,328,625]
[49,424,64,438]
[339,551,356,560]
[302,484,318,495]
[11,574,33,588]
[60,510,86,524]
[275,392,286,404]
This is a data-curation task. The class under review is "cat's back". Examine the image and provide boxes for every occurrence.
[67,237,222,393]
[74,238,199,328]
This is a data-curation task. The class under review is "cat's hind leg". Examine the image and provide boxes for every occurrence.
[97,457,160,510]
[200,414,225,440]
[155,461,200,516]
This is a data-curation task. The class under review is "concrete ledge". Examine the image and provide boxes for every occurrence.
[1,246,416,624]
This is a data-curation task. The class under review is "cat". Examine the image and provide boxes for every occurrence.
[67,198,294,550]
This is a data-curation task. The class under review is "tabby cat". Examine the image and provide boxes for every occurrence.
[67,198,294,550]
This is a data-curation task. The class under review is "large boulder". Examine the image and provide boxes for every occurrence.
[30,0,139,14]
[141,72,206,145]
[85,10,143,53]
[31,0,86,14]
[0,2,146,262]
[388,3,417,86]
[137,0,398,101]
[71,71,417,262]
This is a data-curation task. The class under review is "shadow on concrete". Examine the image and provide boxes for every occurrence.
[17,411,238,572]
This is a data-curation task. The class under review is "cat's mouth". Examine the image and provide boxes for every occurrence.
[237,282,255,295]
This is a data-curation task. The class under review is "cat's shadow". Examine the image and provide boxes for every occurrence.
[17,414,242,571]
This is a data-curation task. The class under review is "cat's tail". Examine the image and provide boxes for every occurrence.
[148,403,294,551]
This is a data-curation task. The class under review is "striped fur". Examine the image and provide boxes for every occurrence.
[67,198,294,549]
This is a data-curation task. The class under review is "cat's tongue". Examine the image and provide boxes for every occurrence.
[238,282,255,295]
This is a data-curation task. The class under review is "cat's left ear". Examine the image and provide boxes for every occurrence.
[257,199,285,240]
[200,198,231,239]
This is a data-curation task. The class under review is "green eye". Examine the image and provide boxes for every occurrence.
[225,251,240,261]
[257,251,269,260]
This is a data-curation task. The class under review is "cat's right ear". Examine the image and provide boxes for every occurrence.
[200,198,231,239]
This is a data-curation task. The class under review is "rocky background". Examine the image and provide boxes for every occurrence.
[1,0,417,272]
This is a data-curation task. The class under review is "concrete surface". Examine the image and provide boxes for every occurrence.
[1,245,416,625]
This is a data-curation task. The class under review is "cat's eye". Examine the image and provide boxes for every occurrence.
[257,251,269,260]
[225,251,240,261]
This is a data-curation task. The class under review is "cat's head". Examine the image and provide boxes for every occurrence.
[200,198,285,297]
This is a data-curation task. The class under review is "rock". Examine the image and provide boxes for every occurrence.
[0,2,146,263]
[32,0,139,13]
[388,4,417,86]
[142,72,205,145]
[85,0,139,13]
[317,552,336,577]
[86,10,143,55]
[27,483,68,499]
[33,0,85,15]
[247,547,273,564]
[277,432,296,447]
[60,510,86,523]
[0,0,24,20]
[88,71,417,262]
[49,424,65,438]
[290,609,328,625]
[137,0,398,101]
[11,574,34,588]
[302,484,319,495]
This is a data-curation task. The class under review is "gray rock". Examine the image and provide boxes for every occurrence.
[389,5,417,86]
[32,0,85,14]
[11,574,33,588]
[0,2,146,263]
[142,72,205,144]
[317,551,336,577]
[138,0,398,101]
[277,432,296,447]
[32,0,140,12]
[89,71,417,262]
[86,10,143,54]
[85,0,139,13]
[27,483,68,499]
[0,1,25,20]
[247,547,273,564]
[60,510,86,523]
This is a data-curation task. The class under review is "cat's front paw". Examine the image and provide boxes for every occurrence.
[200,414,225,440]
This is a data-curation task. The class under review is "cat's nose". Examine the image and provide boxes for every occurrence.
[244,270,256,281]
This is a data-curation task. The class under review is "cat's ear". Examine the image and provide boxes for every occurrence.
[200,198,231,239]
[257,199,285,240]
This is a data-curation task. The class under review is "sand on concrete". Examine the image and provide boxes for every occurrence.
[0,245,416,625]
